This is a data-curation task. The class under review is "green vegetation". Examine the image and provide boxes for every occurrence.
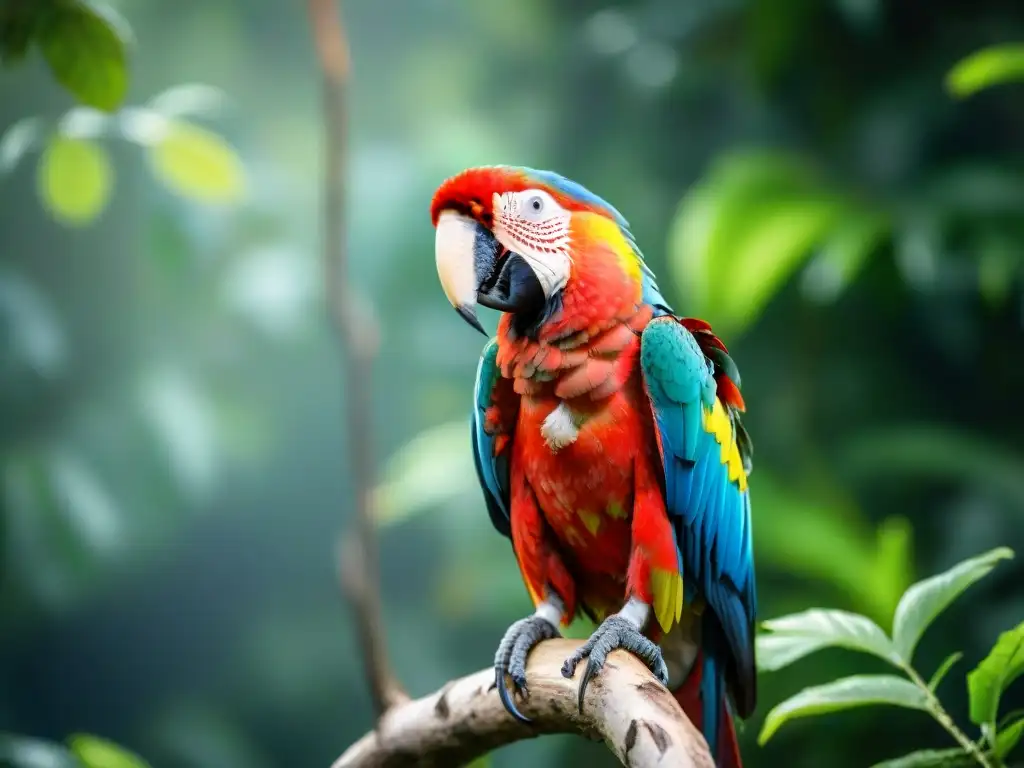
[1,0,1022,766]
[759,548,1020,766]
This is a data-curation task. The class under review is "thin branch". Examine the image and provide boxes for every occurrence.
[306,0,407,716]
[900,662,992,768]
[332,639,715,768]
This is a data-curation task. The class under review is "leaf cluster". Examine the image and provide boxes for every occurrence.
[0,84,246,225]
[758,547,1022,767]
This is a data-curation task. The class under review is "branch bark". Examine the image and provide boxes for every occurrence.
[306,0,407,717]
[333,639,713,768]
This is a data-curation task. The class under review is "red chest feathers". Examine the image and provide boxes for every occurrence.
[502,324,658,611]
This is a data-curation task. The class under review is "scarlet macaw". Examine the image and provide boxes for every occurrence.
[430,166,756,767]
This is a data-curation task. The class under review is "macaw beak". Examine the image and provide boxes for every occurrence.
[434,209,545,336]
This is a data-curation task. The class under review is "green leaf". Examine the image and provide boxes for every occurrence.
[147,121,245,203]
[871,748,978,768]
[749,475,912,622]
[974,232,1019,307]
[373,420,480,526]
[36,135,113,225]
[947,44,1024,98]
[892,547,1014,662]
[69,733,151,768]
[0,2,45,65]
[667,149,843,335]
[757,609,900,672]
[968,621,1024,729]
[36,1,130,112]
[927,652,964,692]
[801,208,890,303]
[758,675,929,745]
[718,196,845,331]
[996,715,1024,758]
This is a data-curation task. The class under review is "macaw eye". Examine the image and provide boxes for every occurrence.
[520,191,554,221]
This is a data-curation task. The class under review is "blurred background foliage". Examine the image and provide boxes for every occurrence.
[1,0,1023,767]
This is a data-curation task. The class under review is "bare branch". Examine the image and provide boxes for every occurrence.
[333,639,714,768]
[306,0,407,716]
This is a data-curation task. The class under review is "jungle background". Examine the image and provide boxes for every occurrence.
[2,0,1023,766]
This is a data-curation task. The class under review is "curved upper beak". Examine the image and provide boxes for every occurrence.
[434,209,546,336]
[434,210,488,335]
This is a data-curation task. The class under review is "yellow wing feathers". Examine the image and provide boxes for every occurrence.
[703,396,748,492]
[651,567,685,633]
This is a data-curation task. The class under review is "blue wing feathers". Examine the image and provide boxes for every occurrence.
[471,338,513,539]
[640,317,757,720]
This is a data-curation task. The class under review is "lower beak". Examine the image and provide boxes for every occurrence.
[434,210,545,336]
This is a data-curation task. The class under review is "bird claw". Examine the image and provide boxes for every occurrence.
[494,614,560,723]
[561,614,669,713]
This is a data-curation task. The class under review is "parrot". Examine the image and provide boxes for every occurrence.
[429,165,756,767]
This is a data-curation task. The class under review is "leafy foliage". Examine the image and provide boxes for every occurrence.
[759,548,1018,766]
[0,2,242,225]
[667,150,867,336]
[147,121,245,203]
[0,87,246,225]
[871,748,979,768]
[968,623,1024,734]
[947,44,1024,98]
[759,675,930,745]
[930,653,966,693]
[757,610,900,672]
[892,549,1014,663]
[1,0,130,111]
[1,1,1023,768]
[996,717,1024,761]
[36,135,113,223]
[69,734,151,768]
[0,732,150,768]
[36,1,130,112]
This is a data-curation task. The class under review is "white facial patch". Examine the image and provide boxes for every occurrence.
[492,189,572,299]
[541,401,579,452]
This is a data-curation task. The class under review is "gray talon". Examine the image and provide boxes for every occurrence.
[560,614,668,712]
[494,614,560,723]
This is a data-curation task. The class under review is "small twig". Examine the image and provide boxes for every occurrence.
[901,662,992,768]
[332,639,714,768]
[306,0,407,716]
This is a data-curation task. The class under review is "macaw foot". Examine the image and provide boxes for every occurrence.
[494,610,561,723]
[561,612,669,713]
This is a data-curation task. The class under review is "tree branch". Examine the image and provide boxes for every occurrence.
[306,0,407,716]
[333,639,714,768]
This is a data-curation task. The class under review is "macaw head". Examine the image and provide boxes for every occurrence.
[429,165,650,336]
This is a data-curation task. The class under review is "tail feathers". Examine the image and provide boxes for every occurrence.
[672,650,743,768]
